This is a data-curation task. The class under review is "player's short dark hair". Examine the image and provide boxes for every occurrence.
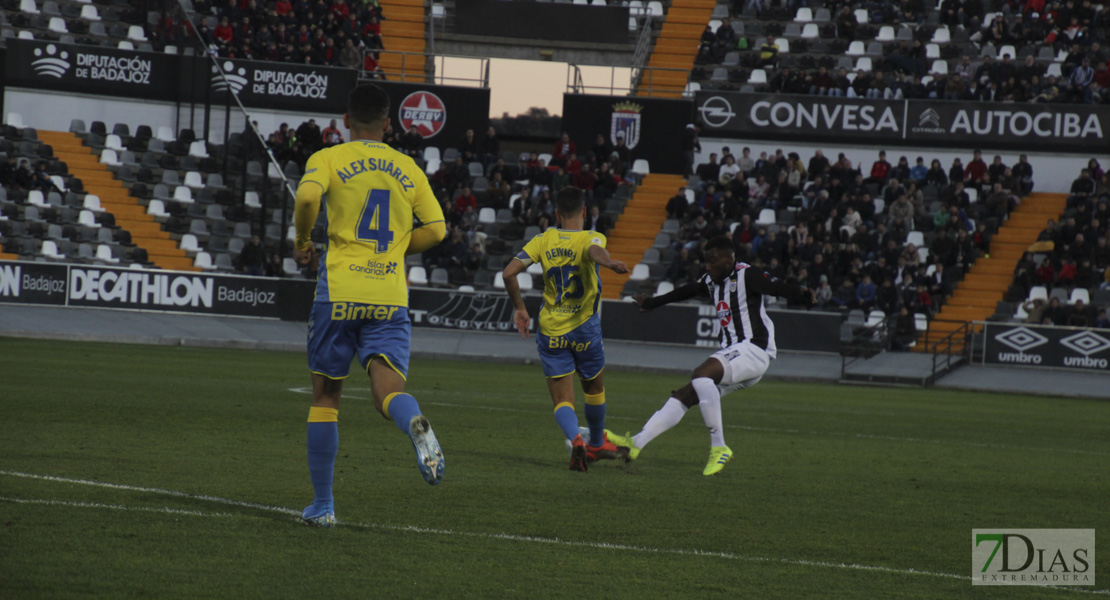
[347,84,390,126]
[705,236,735,257]
[555,186,586,219]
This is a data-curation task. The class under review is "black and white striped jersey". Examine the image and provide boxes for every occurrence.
[641,262,809,357]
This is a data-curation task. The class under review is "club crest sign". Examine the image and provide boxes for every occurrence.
[610,101,642,149]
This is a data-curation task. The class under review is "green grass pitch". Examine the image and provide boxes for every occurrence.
[0,337,1106,599]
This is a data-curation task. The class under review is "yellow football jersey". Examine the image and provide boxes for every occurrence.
[518,228,606,336]
[298,140,443,306]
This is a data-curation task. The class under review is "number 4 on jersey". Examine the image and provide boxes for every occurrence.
[355,189,394,253]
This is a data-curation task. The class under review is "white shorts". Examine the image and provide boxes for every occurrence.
[710,341,771,396]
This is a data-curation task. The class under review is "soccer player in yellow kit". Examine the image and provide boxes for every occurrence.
[502,187,631,471]
[293,84,447,527]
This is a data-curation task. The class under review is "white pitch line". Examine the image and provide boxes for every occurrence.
[0,496,237,518]
[0,470,298,516]
[2,470,1107,596]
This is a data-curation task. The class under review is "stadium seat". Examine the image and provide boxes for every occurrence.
[930,60,948,75]
[156,126,175,142]
[20,0,39,14]
[629,264,649,281]
[998,44,1016,59]
[244,191,261,208]
[1049,287,1068,304]
[631,159,650,175]
[147,200,169,218]
[526,261,543,276]
[184,171,204,189]
[423,146,441,162]
[876,26,895,41]
[642,248,660,265]
[430,268,449,287]
[866,310,885,326]
[646,1,662,17]
[83,195,102,212]
[1028,286,1048,302]
[855,58,872,72]
[100,149,121,166]
[748,69,768,85]
[28,190,47,206]
[180,234,201,252]
[78,210,99,228]
[926,43,940,59]
[173,186,194,204]
[193,251,214,269]
[408,266,428,285]
[127,25,147,41]
[845,41,865,56]
[118,41,134,50]
[41,240,64,259]
[1069,288,1090,305]
[801,23,819,39]
[794,7,812,22]
[914,313,928,332]
[775,37,790,53]
[189,141,209,158]
[517,273,533,291]
[164,45,178,54]
[47,17,67,33]
[755,208,776,226]
[96,244,119,263]
[853,8,868,24]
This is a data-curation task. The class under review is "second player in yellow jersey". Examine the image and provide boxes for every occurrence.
[502,187,631,471]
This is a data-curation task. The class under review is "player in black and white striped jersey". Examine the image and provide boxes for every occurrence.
[606,236,815,476]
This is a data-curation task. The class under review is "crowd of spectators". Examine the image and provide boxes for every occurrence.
[264,121,636,285]
[669,145,1038,327]
[172,0,388,75]
[699,0,1110,105]
[1013,159,1110,326]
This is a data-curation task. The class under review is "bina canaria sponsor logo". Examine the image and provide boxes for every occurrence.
[31,44,71,78]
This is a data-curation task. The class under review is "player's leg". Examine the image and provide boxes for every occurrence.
[359,308,444,485]
[579,372,626,462]
[610,356,724,458]
[700,343,771,476]
[303,302,356,527]
[547,374,588,471]
[537,331,589,470]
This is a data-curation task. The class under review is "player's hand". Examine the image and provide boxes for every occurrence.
[293,244,317,265]
[513,308,531,339]
[608,260,629,274]
[632,292,652,311]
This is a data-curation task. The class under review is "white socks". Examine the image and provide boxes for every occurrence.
[692,377,726,447]
[632,398,687,449]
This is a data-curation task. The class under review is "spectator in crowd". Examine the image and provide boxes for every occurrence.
[584,205,611,235]
[321,119,344,146]
[551,132,576,168]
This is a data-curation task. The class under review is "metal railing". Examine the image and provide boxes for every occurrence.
[925,319,984,384]
[564,64,690,97]
[360,49,489,88]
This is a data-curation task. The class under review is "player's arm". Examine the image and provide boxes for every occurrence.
[587,244,628,274]
[293,155,327,264]
[408,173,447,255]
[635,282,708,312]
[745,269,815,305]
[502,255,532,339]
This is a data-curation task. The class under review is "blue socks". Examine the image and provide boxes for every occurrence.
[584,391,606,448]
[306,406,339,508]
[553,401,580,441]
[384,392,422,434]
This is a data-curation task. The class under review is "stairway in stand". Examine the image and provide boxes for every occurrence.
[36,131,198,272]
[376,0,428,80]
[600,173,686,299]
[638,0,714,97]
[917,192,1067,350]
